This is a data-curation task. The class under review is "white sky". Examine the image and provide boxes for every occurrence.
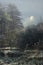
[0,0,43,18]
[0,0,43,27]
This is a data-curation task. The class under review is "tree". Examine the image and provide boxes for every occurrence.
[7,4,23,31]
[0,5,12,47]
[6,4,23,47]
[0,4,23,47]
[18,22,43,50]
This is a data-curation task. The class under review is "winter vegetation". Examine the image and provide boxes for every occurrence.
[0,3,43,65]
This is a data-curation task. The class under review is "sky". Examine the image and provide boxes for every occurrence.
[0,0,43,27]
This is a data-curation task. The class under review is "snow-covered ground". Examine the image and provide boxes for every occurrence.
[0,50,43,65]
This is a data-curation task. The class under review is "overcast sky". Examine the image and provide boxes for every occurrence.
[0,0,43,18]
[0,0,43,27]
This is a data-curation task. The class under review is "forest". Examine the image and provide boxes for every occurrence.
[0,3,43,65]
[0,4,43,51]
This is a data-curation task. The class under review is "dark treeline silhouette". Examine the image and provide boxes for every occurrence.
[18,22,43,50]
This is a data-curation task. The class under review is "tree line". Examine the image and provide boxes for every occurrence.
[0,4,43,50]
[18,22,43,50]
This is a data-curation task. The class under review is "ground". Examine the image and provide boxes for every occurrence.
[0,50,43,65]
